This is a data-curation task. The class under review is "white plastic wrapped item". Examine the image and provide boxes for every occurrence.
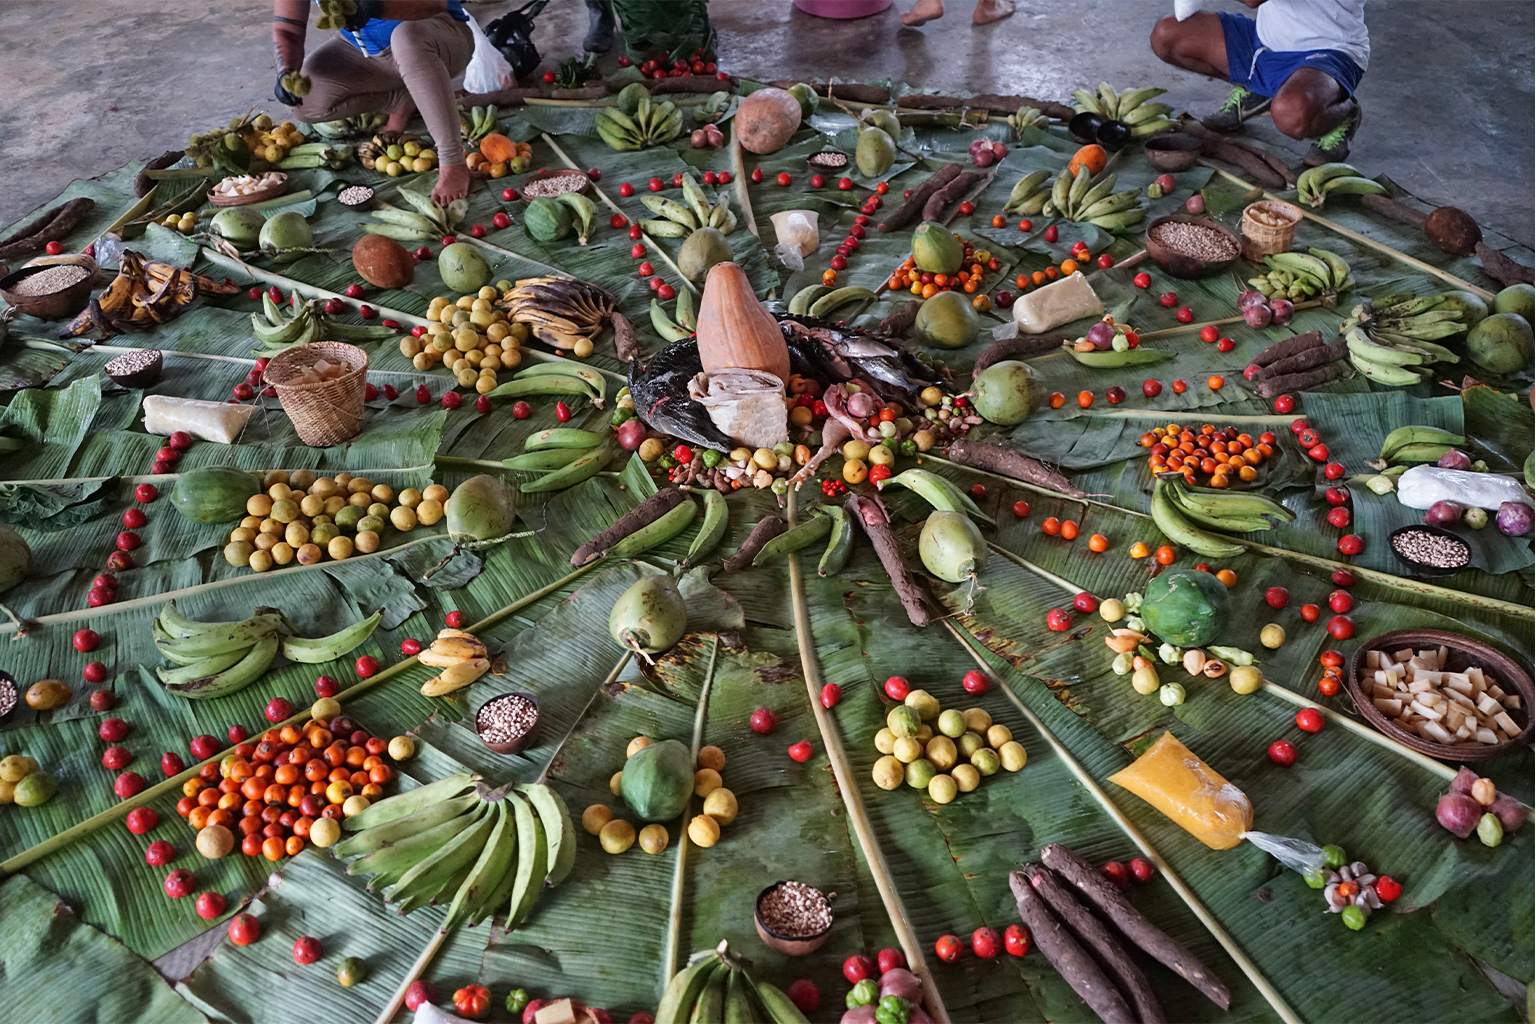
[142,395,256,444]
[462,17,514,94]
[688,369,789,448]
[1395,465,1533,511]
[770,210,820,270]
[1011,271,1104,334]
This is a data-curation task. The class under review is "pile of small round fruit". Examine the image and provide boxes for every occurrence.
[224,471,447,572]
[377,138,439,177]
[400,286,530,390]
[583,738,740,856]
[870,674,1026,803]
[0,753,56,807]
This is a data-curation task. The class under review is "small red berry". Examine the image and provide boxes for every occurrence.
[1264,586,1290,609]
[103,746,131,770]
[160,751,185,777]
[415,384,431,404]
[358,304,375,319]
[493,212,512,229]
[556,400,573,422]
[1004,923,1031,957]
[1046,607,1072,631]
[1374,876,1402,903]
[84,661,109,684]
[1216,337,1235,352]
[135,483,158,503]
[265,698,294,723]
[1159,291,1178,307]
[787,740,813,763]
[146,840,176,866]
[164,869,195,899]
[445,610,465,629]
[476,395,492,414]
[1200,325,1219,343]
[1133,272,1152,289]
[356,655,380,678]
[512,401,532,419]
[884,675,911,701]
[1142,379,1162,398]
[189,735,220,760]
[820,683,842,708]
[127,806,158,835]
[1326,614,1355,640]
[314,675,339,698]
[776,172,791,186]
[1106,384,1127,404]
[971,927,1001,959]
[1337,534,1364,556]
[1332,569,1355,588]
[292,936,323,965]
[1296,708,1325,733]
[1012,500,1031,518]
[961,670,989,696]
[749,707,778,734]
[1129,857,1154,882]
[657,284,676,300]
[115,771,146,799]
[1097,253,1115,269]
[1268,740,1297,765]
[1175,306,1194,323]
[196,891,226,919]
[843,954,877,984]
[1100,861,1131,889]
[1172,379,1188,394]
[750,167,764,183]
[1327,506,1351,528]
[73,628,101,652]
[1299,603,1321,623]
[89,689,115,711]
[1043,225,1058,243]
[1073,592,1099,614]
[934,934,965,963]
[99,717,129,742]
[648,177,664,192]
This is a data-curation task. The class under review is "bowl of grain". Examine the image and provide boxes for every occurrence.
[1347,628,1532,761]
[475,692,540,755]
[1144,214,1240,278]
[519,170,591,200]
[754,880,834,955]
[0,262,96,320]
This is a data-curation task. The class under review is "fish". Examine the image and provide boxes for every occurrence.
[779,317,945,404]
[627,339,734,451]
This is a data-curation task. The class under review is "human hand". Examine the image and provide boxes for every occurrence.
[274,70,305,106]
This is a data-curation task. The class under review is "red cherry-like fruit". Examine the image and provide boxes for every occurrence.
[1100,861,1131,889]
[103,745,131,770]
[196,891,226,919]
[189,735,220,760]
[1073,592,1099,614]
[1326,614,1355,640]
[1268,739,1297,765]
[1328,589,1354,613]
[228,913,260,946]
[227,725,248,745]
[1332,569,1355,588]
[312,673,339,698]
[1296,707,1325,732]
[164,869,195,898]
[749,707,778,734]
[115,771,146,799]
[99,717,129,742]
[1004,923,1031,957]
[405,981,438,1012]
[415,385,431,404]
[933,934,965,963]
[1374,876,1402,903]
[785,979,819,1014]
[161,752,185,777]
[127,806,159,835]
[441,390,462,411]
[843,954,877,984]
[1337,534,1363,556]
[265,698,294,724]
[787,740,813,763]
[356,655,380,678]
[1299,603,1321,623]
[877,948,907,974]
[512,401,532,419]
[73,628,101,652]
[1046,607,1072,631]
[961,670,989,695]
[1324,462,1346,481]
[146,840,175,866]
[135,483,158,503]
[884,675,911,701]
[820,683,842,708]
[971,926,1001,959]
[1264,586,1290,609]
[1129,857,1154,882]
[89,689,115,711]
[84,662,109,684]
[292,936,323,965]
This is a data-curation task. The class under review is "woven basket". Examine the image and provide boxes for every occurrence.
[1239,200,1302,261]
[263,341,368,447]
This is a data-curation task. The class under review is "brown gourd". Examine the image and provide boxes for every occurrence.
[695,262,791,382]
[734,88,803,155]
[351,234,415,289]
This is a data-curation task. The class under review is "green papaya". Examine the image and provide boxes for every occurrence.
[170,467,261,525]
[911,221,964,275]
[855,127,896,178]
[1140,569,1230,647]
[619,738,694,822]
[524,197,572,243]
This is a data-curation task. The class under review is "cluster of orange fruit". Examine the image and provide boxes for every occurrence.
[887,243,1002,302]
[1140,424,1279,487]
[175,717,396,862]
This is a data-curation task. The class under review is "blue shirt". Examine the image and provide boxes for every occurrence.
[317,0,470,56]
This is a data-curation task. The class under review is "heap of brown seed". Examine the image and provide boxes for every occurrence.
[757,880,833,937]
[476,693,538,745]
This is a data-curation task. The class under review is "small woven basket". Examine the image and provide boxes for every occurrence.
[263,341,368,447]
[1239,200,1302,261]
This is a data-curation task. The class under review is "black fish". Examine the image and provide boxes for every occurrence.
[779,317,943,404]
[627,339,734,451]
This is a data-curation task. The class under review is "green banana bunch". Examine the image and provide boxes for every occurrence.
[1296,162,1387,208]
[681,490,728,567]
[489,362,606,404]
[504,424,614,494]
[1262,248,1353,304]
[361,191,465,242]
[458,104,502,142]
[1003,170,1051,215]
[657,943,810,1024]
[1070,83,1174,136]
[276,141,351,170]
[595,93,683,151]
[251,296,395,352]
[875,468,991,522]
[1162,478,1295,534]
[339,777,574,931]
[1376,425,1466,465]
[1007,105,1049,138]
[558,192,597,245]
[786,284,830,316]
[280,610,381,663]
[1149,480,1247,559]
[650,298,693,342]
[1040,165,1146,227]
[642,194,700,230]
[152,604,281,697]
[1342,295,1466,385]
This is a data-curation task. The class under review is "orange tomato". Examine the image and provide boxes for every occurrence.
[1087,533,1109,553]
[1015,274,1030,289]
[1049,392,1066,409]
[304,759,329,782]
[1154,545,1177,565]
[361,783,385,800]
[218,791,242,811]
[1044,266,1060,280]
[293,816,314,838]
[240,816,264,837]
[1216,569,1238,588]
[274,764,299,786]
[992,215,1006,228]
[1041,517,1061,536]
[182,779,205,798]
[921,283,939,298]
[823,269,839,286]
[1060,520,1080,541]
[1129,541,1151,559]
[279,725,302,745]
[208,808,236,829]
[262,836,285,862]
[263,784,286,805]
[1207,375,1225,390]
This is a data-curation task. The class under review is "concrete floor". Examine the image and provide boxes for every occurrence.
[0,1,1530,243]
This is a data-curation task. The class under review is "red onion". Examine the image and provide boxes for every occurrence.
[846,390,878,418]
[971,149,995,168]
[1085,321,1116,350]
[1237,289,1268,311]
[1449,766,1478,796]
[1436,448,1472,471]
[1184,194,1206,215]
[615,419,648,450]
[1243,303,1273,329]
[1496,500,1533,536]
[1269,297,1294,325]
[968,138,989,156]
[1491,793,1527,833]
[1436,791,1483,838]
[691,129,709,147]
[1423,500,1463,525]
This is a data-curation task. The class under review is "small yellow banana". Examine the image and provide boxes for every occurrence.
[420,658,491,696]
[418,638,488,668]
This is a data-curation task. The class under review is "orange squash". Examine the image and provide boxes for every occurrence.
[1068,144,1108,177]
[479,133,518,164]
[695,262,790,383]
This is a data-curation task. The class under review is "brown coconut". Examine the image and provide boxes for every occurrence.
[1424,206,1482,257]
[351,234,415,289]
[735,88,803,155]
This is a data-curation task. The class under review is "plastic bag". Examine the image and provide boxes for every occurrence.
[463,18,514,94]
[484,0,549,83]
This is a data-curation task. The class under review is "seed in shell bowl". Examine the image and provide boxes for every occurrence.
[475,691,540,754]
[1144,214,1240,279]
[754,880,833,955]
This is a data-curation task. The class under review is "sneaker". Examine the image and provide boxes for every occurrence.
[1305,101,1362,165]
[1201,87,1272,132]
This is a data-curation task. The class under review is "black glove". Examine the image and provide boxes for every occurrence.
[342,0,382,31]
[274,70,304,107]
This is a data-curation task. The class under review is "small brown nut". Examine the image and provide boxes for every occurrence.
[1201,658,1228,679]
[1471,778,1498,807]
[1182,649,1207,676]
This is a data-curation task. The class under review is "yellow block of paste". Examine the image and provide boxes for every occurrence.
[1109,732,1253,850]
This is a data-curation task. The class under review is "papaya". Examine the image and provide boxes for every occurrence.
[620,738,694,822]
[915,290,978,349]
[855,127,896,178]
[1139,569,1230,647]
[524,196,572,243]
[170,467,261,525]
[911,221,963,275]
[438,243,491,293]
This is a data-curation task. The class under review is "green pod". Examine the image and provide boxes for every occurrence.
[817,505,854,577]
[611,495,698,557]
[682,489,728,567]
[503,447,596,472]
[752,512,833,565]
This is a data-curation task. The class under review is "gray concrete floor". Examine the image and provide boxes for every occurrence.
[0,1,1530,243]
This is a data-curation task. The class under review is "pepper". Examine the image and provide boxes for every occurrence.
[899,439,918,457]
[875,995,912,1024]
[506,989,531,1015]
[453,985,491,1020]
[701,449,723,469]
[846,980,879,1008]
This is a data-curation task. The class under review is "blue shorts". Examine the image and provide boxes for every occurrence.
[1219,12,1365,98]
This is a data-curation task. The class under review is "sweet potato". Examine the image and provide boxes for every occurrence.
[722,515,786,571]
[1011,871,1135,1024]
[1253,361,1344,398]
[1251,339,1345,383]
[922,171,982,223]
[946,438,1084,498]
[972,333,1072,375]
[1250,330,1322,369]
[878,164,962,233]
[0,198,95,260]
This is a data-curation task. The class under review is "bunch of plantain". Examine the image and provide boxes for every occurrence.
[1296,162,1387,208]
[309,112,387,140]
[1250,248,1353,304]
[251,294,398,352]
[1006,105,1050,139]
[503,426,614,495]
[486,362,606,405]
[63,252,241,340]
[1149,478,1295,559]
[637,172,737,238]
[315,0,358,30]
[335,773,575,931]
[596,86,683,151]
[1037,166,1145,230]
[1070,83,1176,137]
[275,141,352,170]
[417,627,492,696]
[152,603,381,700]
[656,941,810,1024]
[1343,295,1466,386]
[360,188,467,243]
[1374,425,1467,468]
[498,275,617,351]
[458,104,503,142]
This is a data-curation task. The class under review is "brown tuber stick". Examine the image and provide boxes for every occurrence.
[1011,872,1136,1024]
[1475,242,1534,287]
[1359,193,1428,231]
[0,198,95,260]
[923,171,982,223]
[972,333,1072,375]
[611,312,639,363]
[1041,843,1231,1010]
[1254,361,1345,398]
[896,93,1075,120]
[946,438,1084,498]
[570,488,687,565]
[1252,338,1345,382]
[1181,123,1291,189]
[1249,330,1322,369]
[878,164,962,233]
[722,515,786,571]
[846,494,930,626]
[878,300,923,337]
[1022,865,1166,1024]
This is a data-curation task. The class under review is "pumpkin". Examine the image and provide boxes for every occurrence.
[1068,144,1108,177]
[734,87,803,155]
[479,133,518,164]
[695,262,791,382]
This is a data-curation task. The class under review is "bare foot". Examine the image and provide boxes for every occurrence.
[973,0,1013,24]
[431,162,471,207]
[383,100,416,133]
[901,0,944,27]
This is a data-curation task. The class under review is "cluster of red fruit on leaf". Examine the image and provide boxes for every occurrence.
[888,234,994,300]
[1262,566,1356,642]
[1288,417,1364,556]
[89,437,186,593]
[931,923,1033,963]
[611,47,721,80]
[1268,706,1326,766]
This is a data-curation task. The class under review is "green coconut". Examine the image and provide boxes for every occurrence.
[258,211,312,263]
[1494,283,1535,322]
[210,207,266,247]
[971,359,1039,424]
[0,524,31,595]
[609,575,687,658]
[1466,313,1534,375]
[444,474,516,542]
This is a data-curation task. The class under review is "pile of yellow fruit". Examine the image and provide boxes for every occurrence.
[224,470,449,572]
[379,140,438,177]
[466,140,532,179]
[870,689,1026,804]
[582,740,739,856]
[247,114,306,165]
[162,210,200,236]
[400,285,530,392]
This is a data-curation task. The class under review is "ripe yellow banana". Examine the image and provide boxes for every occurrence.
[420,658,491,696]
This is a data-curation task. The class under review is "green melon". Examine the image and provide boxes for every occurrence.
[619,738,693,822]
[1140,569,1230,647]
[170,467,261,525]
[438,243,491,293]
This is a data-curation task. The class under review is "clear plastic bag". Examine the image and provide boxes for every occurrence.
[463,18,514,94]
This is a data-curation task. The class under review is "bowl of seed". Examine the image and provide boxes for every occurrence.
[806,150,850,172]
[754,880,834,955]
[519,170,591,200]
[0,262,96,320]
[337,184,376,209]
[475,691,540,754]
[104,349,164,389]
[1144,214,1240,279]
[1389,523,1472,577]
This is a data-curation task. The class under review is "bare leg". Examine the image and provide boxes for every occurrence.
[1270,67,1350,138]
[973,0,1014,25]
[299,36,396,123]
[901,0,945,28]
[1149,12,1228,79]
[388,16,475,206]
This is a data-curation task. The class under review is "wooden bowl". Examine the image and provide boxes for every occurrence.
[1144,134,1202,172]
[208,173,288,207]
[1144,214,1240,279]
[474,691,540,755]
[1347,628,1533,762]
[753,881,832,955]
[519,169,591,201]
[0,263,95,320]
